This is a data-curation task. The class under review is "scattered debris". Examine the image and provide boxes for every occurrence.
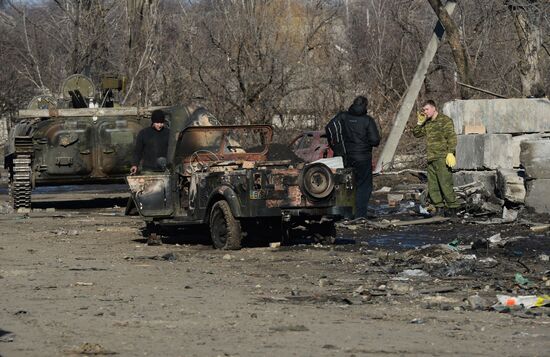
[269,325,309,332]
[387,193,404,207]
[50,229,79,236]
[75,282,94,286]
[494,295,550,310]
[530,224,550,233]
[65,342,117,355]
[0,329,15,343]
[467,295,489,310]
[515,273,534,288]
[399,269,429,278]
[159,252,178,261]
[418,286,457,294]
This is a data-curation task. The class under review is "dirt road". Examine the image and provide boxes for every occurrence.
[1,201,549,356]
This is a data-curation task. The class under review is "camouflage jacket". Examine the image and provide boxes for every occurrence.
[412,113,457,162]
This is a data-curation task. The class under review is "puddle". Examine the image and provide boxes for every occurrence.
[365,232,438,250]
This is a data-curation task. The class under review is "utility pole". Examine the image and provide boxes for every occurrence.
[374,1,456,173]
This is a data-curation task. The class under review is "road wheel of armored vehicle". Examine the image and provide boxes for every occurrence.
[210,200,242,250]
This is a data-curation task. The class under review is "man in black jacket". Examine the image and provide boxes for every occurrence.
[326,96,380,218]
[130,109,170,175]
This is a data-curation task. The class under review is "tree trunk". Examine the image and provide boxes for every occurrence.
[508,1,544,97]
[426,0,473,99]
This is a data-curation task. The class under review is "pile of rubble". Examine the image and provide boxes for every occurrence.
[443,98,550,215]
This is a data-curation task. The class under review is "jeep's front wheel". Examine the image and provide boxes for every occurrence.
[209,200,242,250]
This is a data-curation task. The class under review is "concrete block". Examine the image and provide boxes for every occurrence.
[482,134,513,169]
[511,134,548,167]
[456,134,513,170]
[442,98,550,134]
[525,179,550,214]
[453,170,496,195]
[496,169,525,203]
[520,139,550,179]
[456,135,484,170]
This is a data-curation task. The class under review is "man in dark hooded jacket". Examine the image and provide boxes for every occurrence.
[326,96,380,218]
[130,109,170,175]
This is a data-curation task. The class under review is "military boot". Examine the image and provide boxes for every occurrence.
[434,207,446,217]
[444,207,459,218]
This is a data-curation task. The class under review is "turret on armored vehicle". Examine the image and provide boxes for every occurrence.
[3,74,158,209]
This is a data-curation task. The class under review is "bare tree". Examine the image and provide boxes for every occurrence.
[507,0,547,97]
[0,0,548,136]
[426,0,473,98]
[177,0,340,127]
[122,0,162,105]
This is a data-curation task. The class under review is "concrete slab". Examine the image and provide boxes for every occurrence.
[456,135,484,170]
[520,139,550,179]
[496,169,525,203]
[442,98,550,134]
[525,179,550,214]
[456,134,513,170]
[453,170,496,195]
[511,134,549,167]
[483,134,513,169]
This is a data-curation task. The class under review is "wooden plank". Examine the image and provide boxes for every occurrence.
[364,216,450,229]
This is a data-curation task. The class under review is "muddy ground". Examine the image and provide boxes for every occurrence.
[1,184,549,356]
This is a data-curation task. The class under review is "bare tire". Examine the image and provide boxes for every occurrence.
[209,200,242,250]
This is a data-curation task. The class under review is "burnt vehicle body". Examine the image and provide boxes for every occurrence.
[290,130,333,162]
[127,107,355,249]
[3,74,155,209]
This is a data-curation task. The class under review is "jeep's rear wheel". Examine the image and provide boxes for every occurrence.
[209,200,242,250]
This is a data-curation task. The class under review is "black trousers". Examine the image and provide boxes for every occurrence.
[347,157,373,218]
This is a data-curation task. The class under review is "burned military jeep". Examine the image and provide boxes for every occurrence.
[127,109,354,249]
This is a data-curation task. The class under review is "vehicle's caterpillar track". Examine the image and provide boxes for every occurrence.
[11,154,32,209]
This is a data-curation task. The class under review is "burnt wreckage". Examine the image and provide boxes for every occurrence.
[4,74,153,209]
[127,106,355,249]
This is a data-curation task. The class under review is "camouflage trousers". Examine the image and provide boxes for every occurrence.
[427,158,459,208]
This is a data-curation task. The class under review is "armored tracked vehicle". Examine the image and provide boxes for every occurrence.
[3,74,157,209]
[127,106,355,249]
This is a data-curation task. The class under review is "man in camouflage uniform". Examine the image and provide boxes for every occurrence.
[413,100,459,216]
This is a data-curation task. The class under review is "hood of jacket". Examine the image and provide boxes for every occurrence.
[348,102,367,116]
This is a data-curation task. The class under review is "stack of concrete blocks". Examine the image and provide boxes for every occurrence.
[443,98,550,213]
